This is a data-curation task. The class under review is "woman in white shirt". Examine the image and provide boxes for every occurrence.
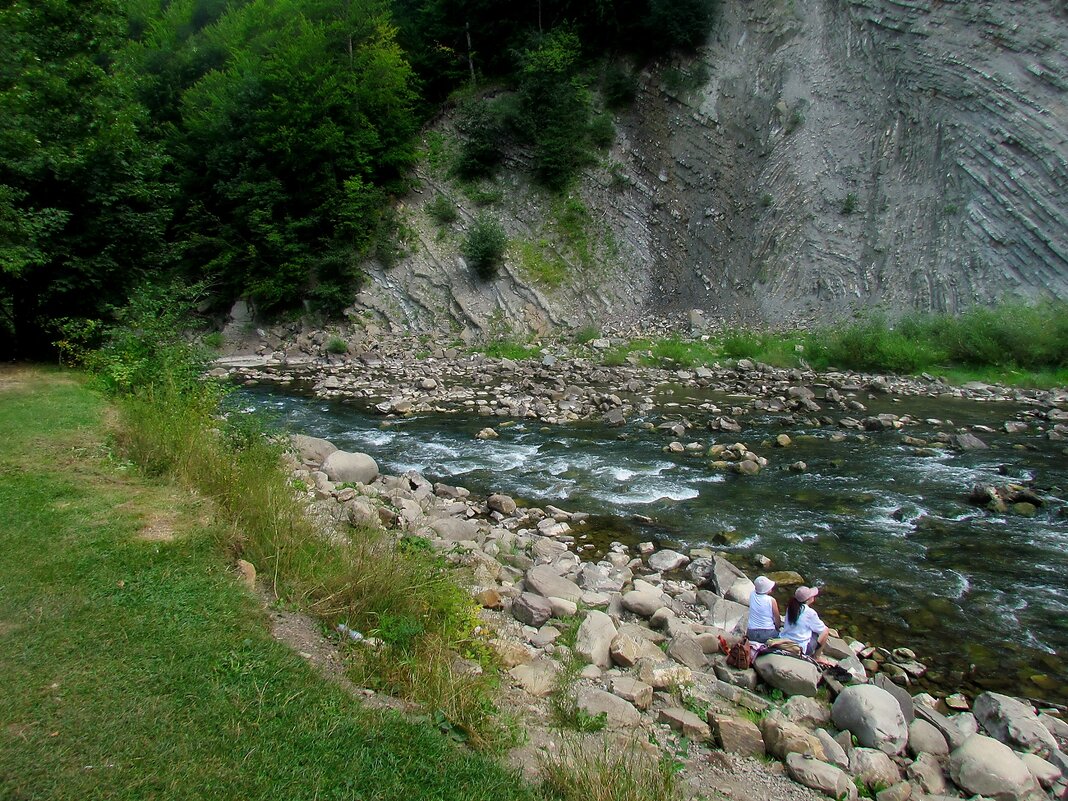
[746,576,782,643]
[779,585,828,657]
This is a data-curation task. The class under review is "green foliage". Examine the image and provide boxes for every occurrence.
[325,336,348,354]
[807,315,947,373]
[0,0,173,358]
[649,338,719,368]
[589,114,616,150]
[0,370,535,799]
[538,734,682,801]
[482,339,542,361]
[551,196,594,268]
[452,96,507,180]
[602,63,639,110]
[663,62,711,96]
[202,331,224,350]
[426,194,459,225]
[841,192,859,215]
[463,215,507,279]
[513,240,569,288]
[574,326,601,344]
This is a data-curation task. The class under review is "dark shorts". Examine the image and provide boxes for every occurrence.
[747,628,779,644]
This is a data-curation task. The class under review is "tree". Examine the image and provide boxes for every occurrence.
[0,0,171,358]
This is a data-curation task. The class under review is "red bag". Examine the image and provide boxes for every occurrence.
[718,635,753,669]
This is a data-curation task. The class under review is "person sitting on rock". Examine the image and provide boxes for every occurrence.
[779,586,828,657]
[746,575,781,644]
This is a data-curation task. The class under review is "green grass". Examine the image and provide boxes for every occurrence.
[0,368,535,800]
[482,339,543,361]
[538,735,681,801]
[513,240,569,288]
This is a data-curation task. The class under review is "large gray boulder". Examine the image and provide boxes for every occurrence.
[974,692,1058,758]
[525,564,582,602]
[621,590,667,617]
[511,592,553,627]
[576,687,640,727]
[575,610,617,668]
[754,653,821,698]
[848,747,902,790]
[785,753,858,800]
[321,449,379,484]
[908,717,950,757]
[949,733,1045,801]
[290,434,337,465]
[760,711,826,761]
[429,517,480,542]
[700,595,749,634]
[831,685,908,755]
[647,549,688,572]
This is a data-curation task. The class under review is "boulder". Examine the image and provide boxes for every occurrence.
[908,717,949,757]
[782,696,832,727]
[610,677,653,710]
[648,549,689,572]
[511,592,553,627]
[872,673,914,723]
[785,753,857,800]
[974,691,1058,758]
[760,711,826,761]
[1020,753,1062,790]
[321,449,379,484]
[576,687,640,727]
[609,632,662,667]
[831,685,908,755]
[754,653,821,698]
[429,517,480,542]
[290,434,337,465]
[711,714,765,758]
[509,657,560,696]
[667,634,707,670]
[914,703,967,750]
[659,707,711,740]
[487,493,517,515]
[525,564,582,602]
[849,747,902,790]
[949,733,1044,801]
[701,596,749,634]
[637,658,692,689]
[574,610,617,668]
[815,728,849,770]
[906,752,948,796]
[621,590,667,617]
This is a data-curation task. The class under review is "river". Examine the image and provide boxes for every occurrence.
[234,382,1068,704]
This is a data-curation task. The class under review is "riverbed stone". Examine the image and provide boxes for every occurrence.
[1020,753,1062,790]
[576,687,641,728]
[785,753,857,801]
[701,596,749,634]
[906,752,948,796]
[609,632,659,667]
[760,711,826,761]
[711,714,765,757]
[754,653,821,698]
[290,434,337,465]
[949,733,1044,801]
[973,691,1058,758]
[849,747,903,790]
[509,656,560,697]
[815,728,849,770]
[832,685,908,755]
[610,677,653,710]
[321,449,379,484]
[667,634,707,670]
[487,493,517,515]
[575,610,617,668]
[659,707,711,740]
[430,516,480,542]
[637,658,692,689]
[782,696,832,727]
[525,564,582,602]
[648,549,688,572]
[621,590,666,617]
[511,592,553,627]
[908,718,950,757]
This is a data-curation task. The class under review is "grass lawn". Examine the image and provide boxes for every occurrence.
[0,367,534,801]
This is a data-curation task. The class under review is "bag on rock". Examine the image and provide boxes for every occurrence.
[718,635,753,669]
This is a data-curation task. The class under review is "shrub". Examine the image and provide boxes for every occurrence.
[841,192,859,215]
[426,194,458,225]
[463,215,507,279]
[452,98,506,180]
[325,337,348,355]
[602,63,638,109]
[589,113,615,149]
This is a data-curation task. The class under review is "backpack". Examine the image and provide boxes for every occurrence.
[718,635,754,669]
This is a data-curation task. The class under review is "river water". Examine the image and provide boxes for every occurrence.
[235,383,1068,704]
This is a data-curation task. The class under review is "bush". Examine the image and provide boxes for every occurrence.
[539,734,681,801]
[602,63,638,109]
[463,215,507,279]
[841,192,859,215]
[426,194,458,225]
[588,113,615,149]
[452,98,506,180]
[325,337,348,355]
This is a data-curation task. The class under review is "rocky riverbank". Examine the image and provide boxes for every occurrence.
[275,430,1068,801]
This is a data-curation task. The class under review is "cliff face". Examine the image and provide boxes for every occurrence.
[352,0,1068,337]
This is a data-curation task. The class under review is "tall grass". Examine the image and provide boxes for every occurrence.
[539,735,681,801]
[95,286,510,749]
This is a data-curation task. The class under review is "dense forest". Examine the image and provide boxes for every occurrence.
[0,0,716,358]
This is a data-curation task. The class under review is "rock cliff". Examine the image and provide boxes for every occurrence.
[351,0,1068,338]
